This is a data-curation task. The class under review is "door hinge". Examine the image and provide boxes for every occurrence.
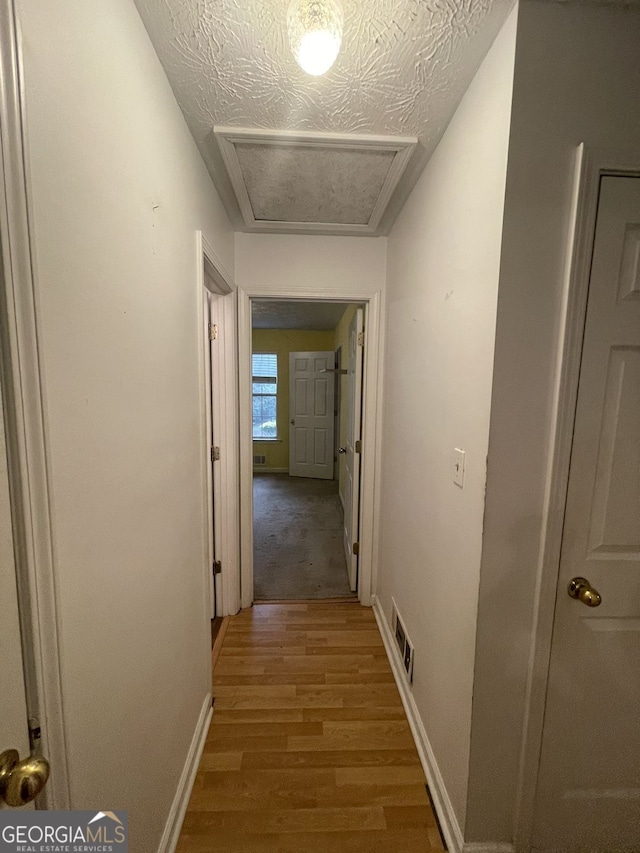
[355,439,362,454]
[352,542,360,556]
[357,331,365,347]
[209,323,218,341]
[213,560,222,575]
[28,718,41,751]
[211,446,220,462]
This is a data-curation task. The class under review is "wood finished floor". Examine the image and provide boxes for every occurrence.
[177,603,445,852]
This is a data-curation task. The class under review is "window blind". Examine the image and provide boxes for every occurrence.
[252,353,277,383]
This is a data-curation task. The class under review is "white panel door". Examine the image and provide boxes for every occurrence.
[203,288,219,619]
[289,352,335,480]
[0,393,32,809]
[342,309,364,591]
[532,176,640,851]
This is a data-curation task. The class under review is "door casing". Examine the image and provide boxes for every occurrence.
[514,145,640,851]
[238,290,384,609]
[197,232,240,618]
[342,308,364,592]
[0,0,70,809]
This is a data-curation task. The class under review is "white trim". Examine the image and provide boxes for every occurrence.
[202,233,234,296]
[514,146,640,851]
[157,693,212,853]
[217,126,417,148]
[199,287,215,622]
[214,126,416,236]
[238,288,254,609]
[372,595,464,853]
[356,294,382,606]
[239,289,384,609]
[196,232,240,618]
[0,0,70,808]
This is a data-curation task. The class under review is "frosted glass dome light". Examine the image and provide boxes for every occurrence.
[287,0,343,76]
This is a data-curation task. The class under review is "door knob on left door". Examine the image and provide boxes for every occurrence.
[567,576,602,607]
[0,749,50,806]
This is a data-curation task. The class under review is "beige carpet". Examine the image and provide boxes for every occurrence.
[253,473,355,600]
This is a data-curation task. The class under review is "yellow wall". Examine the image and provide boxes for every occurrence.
[252,329,335,471]
[333,305,358,502]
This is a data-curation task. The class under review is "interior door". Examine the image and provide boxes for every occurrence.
[342,309,364,591]
[532,176,640,851]
[203,288,218,621]
[0,393,33,809]
[289,352,335,480]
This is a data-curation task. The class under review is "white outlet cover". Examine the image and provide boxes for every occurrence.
[453,448,466,487]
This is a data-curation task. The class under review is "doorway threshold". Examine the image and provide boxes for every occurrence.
[252,596,359,605]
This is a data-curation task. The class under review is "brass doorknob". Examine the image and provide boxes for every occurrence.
[0,749,50,806]
[567,576,602,607]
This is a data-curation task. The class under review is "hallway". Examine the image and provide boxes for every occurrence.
[253,475,355,600]
[177,603,444,852]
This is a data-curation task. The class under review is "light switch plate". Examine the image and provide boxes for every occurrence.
[454,448,466,487]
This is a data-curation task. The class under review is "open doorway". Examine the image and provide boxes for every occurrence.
[251,300,364,601]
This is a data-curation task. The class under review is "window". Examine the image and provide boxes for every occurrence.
[252,353,278,439]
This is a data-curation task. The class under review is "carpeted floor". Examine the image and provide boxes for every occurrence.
[253,473,355,600]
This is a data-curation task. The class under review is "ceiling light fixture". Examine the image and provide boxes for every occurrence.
[287,0,343,77]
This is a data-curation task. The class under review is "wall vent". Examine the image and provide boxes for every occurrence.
[391,598,414,684]
[253,455,266,466]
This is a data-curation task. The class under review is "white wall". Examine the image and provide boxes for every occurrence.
[18,0,233,848]
[235,233,386,297]
[466,0,640,843]
[376,8,517,835]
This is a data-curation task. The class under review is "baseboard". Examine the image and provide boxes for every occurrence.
[157,693,212,853]
[372,596,465,853]
[212,616,230,670]
[462,845,515,853]
[253,467,288,474]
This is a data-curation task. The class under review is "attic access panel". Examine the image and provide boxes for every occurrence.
[214,127,417,235]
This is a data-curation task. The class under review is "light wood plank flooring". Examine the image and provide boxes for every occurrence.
[177,602,445,852]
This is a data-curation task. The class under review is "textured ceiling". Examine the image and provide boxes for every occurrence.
[252,300,353,330]
[134,0,513,233]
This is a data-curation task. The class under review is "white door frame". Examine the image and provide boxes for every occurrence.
[196,232,240,617]
[343,307,364,592]
[0,0,70,808]
[515,145,640,851]
[238,288,384,609]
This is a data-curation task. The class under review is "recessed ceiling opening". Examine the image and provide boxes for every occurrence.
[216,127,417,235]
